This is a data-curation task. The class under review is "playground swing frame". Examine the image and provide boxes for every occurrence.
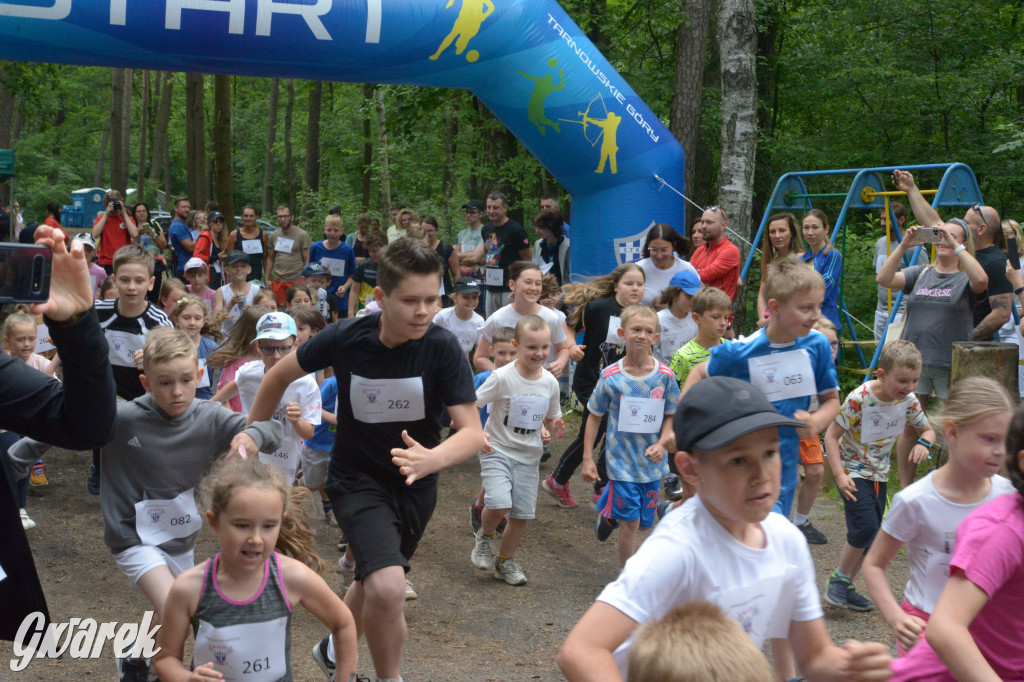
[739,163,985,378]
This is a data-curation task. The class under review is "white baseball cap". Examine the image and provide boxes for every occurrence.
[253,312,298,342]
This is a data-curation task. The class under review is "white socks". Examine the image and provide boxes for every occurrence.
[793,512,809,526]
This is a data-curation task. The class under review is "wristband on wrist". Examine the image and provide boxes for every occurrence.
[916,437,933,449]
[953,244,966,256]
[1015,286,1024,296]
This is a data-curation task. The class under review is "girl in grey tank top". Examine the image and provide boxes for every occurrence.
[151,459,359,682]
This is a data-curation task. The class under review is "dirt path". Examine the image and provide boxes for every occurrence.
[2,415,907,680]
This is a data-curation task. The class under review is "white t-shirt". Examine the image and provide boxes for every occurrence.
[475,362,561,466]
[218,282,260,333]
[882,471,1015,613]
[655,308,697,364]
[597,496,823,678]
[637,256,699,306]
[235,360,321,482]
[477,304,568,363]
[433,306,484,355]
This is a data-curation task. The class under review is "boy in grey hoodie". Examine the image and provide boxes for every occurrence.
[9,328,281,680]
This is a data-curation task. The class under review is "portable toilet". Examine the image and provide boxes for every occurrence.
[63,187,108,229]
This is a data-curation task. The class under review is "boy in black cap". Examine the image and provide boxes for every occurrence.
[433,276,485,359]
[213,250,260,333]
[558,377,892,682]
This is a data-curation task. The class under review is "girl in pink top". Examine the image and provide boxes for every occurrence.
[890,401,1024,680]
[207,305,269,413]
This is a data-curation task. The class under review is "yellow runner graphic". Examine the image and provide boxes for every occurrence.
[515,58,565,136]
[430,0,494,63]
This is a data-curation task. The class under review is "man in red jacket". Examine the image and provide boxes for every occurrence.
[690,206,740,301]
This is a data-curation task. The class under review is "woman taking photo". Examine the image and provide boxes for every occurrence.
[877,219,987,485]
[636,223,696,306]
[226,205,269,282]
[800,209,843,328]
[756,212,805,327]
[132,202,167,303]
[532,209,570,285]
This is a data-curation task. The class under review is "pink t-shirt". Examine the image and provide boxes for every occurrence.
[89,263,108,299]
[890,493,1024,680]
[188,284,218,309]
[218,357,256,413]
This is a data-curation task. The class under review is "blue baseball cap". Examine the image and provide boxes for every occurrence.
[302,262,329,278]
[253,312,297,343]
[669,269,702,295]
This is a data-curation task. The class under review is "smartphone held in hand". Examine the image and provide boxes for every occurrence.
[0,243,52,304]
[914,227,943,244]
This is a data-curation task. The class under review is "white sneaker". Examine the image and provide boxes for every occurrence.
[20,509,36,530]
[471,531,495,570]
[494,558,527,586]
[337,558,356,595]
[404,578,418,601]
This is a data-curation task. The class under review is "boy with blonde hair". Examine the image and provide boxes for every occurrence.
[627,601,772,682]
[472,315,564,585]
[584,305,681,567]
[559,378,893,682]
[669,286,731,387]
[823,338,933,611]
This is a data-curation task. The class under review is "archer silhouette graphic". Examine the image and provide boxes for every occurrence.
[560,93,621,174]
[515,58,565,136]
[430,0,494,63]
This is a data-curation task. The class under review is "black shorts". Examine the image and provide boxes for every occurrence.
[844,477,887,549]
[325,469,437,582]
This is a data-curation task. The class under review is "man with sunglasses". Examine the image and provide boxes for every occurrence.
[691,205,741,301]
[894,170,1011,341]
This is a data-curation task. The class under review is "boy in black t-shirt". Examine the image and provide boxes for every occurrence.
[246,237,483,682]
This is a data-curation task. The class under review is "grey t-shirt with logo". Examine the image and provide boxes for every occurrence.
[901,265,975,368]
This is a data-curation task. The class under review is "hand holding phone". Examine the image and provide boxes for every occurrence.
[0,244,51,304]
[1009,237,1021,271]
[913,227,943,244]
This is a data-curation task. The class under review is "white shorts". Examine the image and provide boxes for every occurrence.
[299,444,330,490]
[113,545,194,584]
[480,449,540,520]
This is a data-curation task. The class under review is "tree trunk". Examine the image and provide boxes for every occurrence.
[375,86,391,227]
[284,79,296,211]
[670,0,711,229]
[752,3,785,227]
[121,68,132,194]
[94,122,110,187]
[185,72,206,206]
[110,68,127,196]
[442,101,458,229]
[716,0,757,258]
[213,75,235,231]
[362,84,374,211]
[150,72,173,200]
[303,81,323,216]
[262,78,280,216]
[137,70,149,201]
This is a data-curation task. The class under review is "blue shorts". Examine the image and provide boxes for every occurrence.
[597,480,659,529]
[844,477,887,549]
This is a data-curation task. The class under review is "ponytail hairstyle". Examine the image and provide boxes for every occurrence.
[202,457,324,574]
[928,377,1014,449]
[207,305,271,368]
[171,293,224,342]
[641,223,689,260]
[563,263,644,328]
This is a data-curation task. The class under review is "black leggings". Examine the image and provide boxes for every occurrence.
[551,402,608,491]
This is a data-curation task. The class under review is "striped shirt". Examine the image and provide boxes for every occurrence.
[95,298,172,399]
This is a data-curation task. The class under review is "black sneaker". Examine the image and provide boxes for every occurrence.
[541,444,552,462]
[87,464,100,496]
[117,656,150,682]
[824,573,875,612]
[797,520,828,545]
[662,474,684,501]
[470,501,483,533]
[656,500,674,520]
[595,515,618,542]
[312,635,335,680]
[336,532,347,552]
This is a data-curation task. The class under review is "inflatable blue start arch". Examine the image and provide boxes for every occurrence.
[0,0,685,277]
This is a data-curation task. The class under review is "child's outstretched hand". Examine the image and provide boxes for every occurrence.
[189,662,224,680]
[391,430,437,485]
[644,442,665,464]
[285,401,302,425]
[890,612,926,652]
[550,418,565,440]
[840,639,892,680]
[909,443,930,465]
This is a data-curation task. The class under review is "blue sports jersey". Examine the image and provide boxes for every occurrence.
[304,376,338,451]
[196,336,218,401]
[309,240,356,301]
[588,359,682,484]
[706,328,838,507]
[474,370,492,426]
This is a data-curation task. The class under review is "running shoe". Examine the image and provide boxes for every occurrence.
[471,531,495,570]
[470,500,483,533]
[404,578,418,601]
[29,460,48,487]
[824,572,875,612]
[541,474,577,508]
[494,558,528,586]
[797,520,827,545]
[20,509,36,530]
[595,515,618,542]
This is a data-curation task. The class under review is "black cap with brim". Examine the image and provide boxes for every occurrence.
[225,250,249,265]
[673,376,805,454]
